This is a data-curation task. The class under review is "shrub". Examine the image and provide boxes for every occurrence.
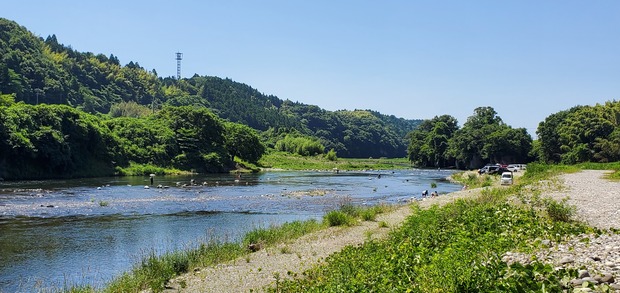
[544,197,576,223]
[324,210,354,227]
[325,148,337,161]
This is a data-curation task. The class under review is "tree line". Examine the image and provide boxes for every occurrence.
[408,102,620,169]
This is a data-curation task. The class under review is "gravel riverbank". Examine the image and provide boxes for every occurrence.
[162,170,620,292]
[505,170,620,291]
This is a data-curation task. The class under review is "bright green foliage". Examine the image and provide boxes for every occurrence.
[222,121,265,163]
[0,104,118,179]
[273,198,588,292]
[108,101,152,118]
[0,93,15,106]
[407,114,458,168]
[105,117,177,167]
[154,106,229,172]
[447,107,532,168]
[275,133,325,156]
[537,101,620,164]
[325,148,337,161]
[0,102,265,179]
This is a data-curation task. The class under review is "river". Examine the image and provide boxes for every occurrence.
[0,169,461,292]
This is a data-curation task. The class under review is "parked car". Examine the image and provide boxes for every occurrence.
[478,164,506,175]
[500,172,513,185]
[507,164,527,172]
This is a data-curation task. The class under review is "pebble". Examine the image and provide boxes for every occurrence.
[578,270,590,278]
[503,233,620,290]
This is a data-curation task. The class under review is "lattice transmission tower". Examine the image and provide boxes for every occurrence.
[176,52,183,80]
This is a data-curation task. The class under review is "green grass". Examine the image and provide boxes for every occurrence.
[259,151,411,171]
[450,171,496,189]
[576,161,620,180]
[115,162,190,176]
[268,163,598,292]
[243,219,324,248]
[103,219,327,293]
[67,203,388,292]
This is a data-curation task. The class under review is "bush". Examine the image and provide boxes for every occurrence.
[275,134,325,156]
[325,148,337,161]
[544,197,576,223]
[324,210,355,227]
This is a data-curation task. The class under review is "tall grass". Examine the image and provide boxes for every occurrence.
[69,203,387,292]
[115,162,188,176]
[450,171,495,189]
[259,151,410,170]
[104,241,246,293]
[242,219,323,248]
[324,202,391,227]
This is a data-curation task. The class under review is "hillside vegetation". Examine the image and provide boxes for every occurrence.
[0,18,420,161]
[2,17,619,180]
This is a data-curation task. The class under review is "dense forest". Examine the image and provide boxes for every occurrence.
[0,18,419,161]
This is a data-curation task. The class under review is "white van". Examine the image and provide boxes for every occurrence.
[507,164,527,172]
[500,172,513,185]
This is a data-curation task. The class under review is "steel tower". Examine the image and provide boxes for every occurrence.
[176,52,183,79]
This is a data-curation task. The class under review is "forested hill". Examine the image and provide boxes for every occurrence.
[0,18,420,158]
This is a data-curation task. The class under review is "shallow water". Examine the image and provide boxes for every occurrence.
[0,169,460,291]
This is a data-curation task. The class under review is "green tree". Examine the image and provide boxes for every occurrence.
[155,106,230,172]
[408,115,458,167]
[448,107,532,169]
[223,121,265,163]
[538,101,620,164]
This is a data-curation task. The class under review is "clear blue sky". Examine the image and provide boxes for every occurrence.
[3,1,619,135]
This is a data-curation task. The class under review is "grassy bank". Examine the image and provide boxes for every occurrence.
[67,203,390,292]
[259,151,411,171]
[114,162,192,176]
[267,163,609,292]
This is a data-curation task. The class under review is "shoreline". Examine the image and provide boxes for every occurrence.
[162,169,620,292]
[162,186,482,292]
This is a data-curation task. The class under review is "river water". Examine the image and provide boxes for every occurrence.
[0,169,460,292]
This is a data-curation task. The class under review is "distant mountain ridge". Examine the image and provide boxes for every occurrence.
[0,18,421,158]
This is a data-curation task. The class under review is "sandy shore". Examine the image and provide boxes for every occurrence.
[162,170,620,292]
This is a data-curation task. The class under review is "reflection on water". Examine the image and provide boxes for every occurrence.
[0,169,460,291]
